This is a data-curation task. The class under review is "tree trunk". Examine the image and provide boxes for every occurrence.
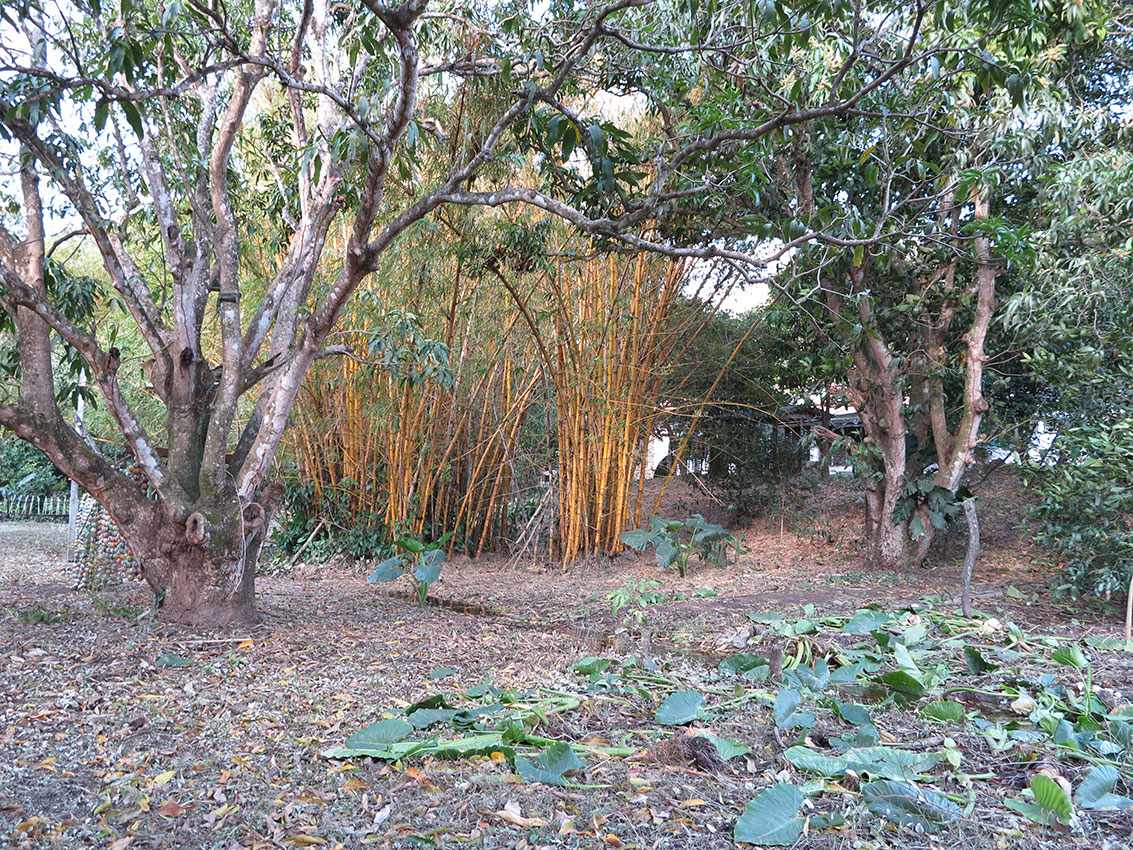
[123,504,263,627]
[158,547,258,626]
[865,474,911,570]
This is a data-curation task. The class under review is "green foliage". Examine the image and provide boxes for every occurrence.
[0,436,66,497]
[654,689,704,725]
[605,578,665,629]
[733,783,805,846]
[1004,150,1133,598]
[861,779,961,832]
[620,514,738,578]
[514,741,585,786]
[891,479,970,541]
[367,534,450,604]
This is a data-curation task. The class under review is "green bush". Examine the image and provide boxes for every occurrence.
[0,436,66,497]
[1032,419,1133,598]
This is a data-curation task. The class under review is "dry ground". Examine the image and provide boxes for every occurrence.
[1,474,1129,849]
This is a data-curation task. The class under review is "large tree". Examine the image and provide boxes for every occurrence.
[770,0,1112,569]
[0,0,949,624]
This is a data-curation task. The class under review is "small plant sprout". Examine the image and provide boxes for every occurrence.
[367,534,451,604]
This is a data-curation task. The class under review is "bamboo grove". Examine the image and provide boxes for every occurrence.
[284,224,722,564]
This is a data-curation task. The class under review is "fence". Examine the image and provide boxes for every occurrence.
[0,493,70,521]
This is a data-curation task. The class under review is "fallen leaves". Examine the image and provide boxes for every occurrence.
[493,800,548,828]
[155,800,187,817]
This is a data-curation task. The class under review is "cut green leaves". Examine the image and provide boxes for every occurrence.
[734,783,805,846]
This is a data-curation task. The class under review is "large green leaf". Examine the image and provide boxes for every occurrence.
[1052,644,1090,670]
[719,653,771,679]
[1008,774,1074,826]
[346,718,414,748]
[963,644,998,674]
[413,549,443,585]
[515,741,585,786]
[843,609,893,635]
[876,670,927,699]
[844,747,941,781]
[1074,764,1133,810]
[734,783,805,845]
[704,734,750,761]
[655,690,704,725]
[1032,774,1074,824]
[773,688,815,730]
[861,779,961,831]
[408,707,458,729]
[654,537,680,569]
[368,555,406,583]
[921,700,966,723]
[782,746,847,776]
[619,529,650,551]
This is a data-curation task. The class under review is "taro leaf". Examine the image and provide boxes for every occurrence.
[877,670,926,699]
[655,690,705,725]
[810,812,846,830]
[619,528,650,551]
[1084,636,1133,652]
[427,666,457,680]
[788,658,830,691]
[406,694,451,712]
[430,733,514,762]
[1111,718,1132,751]
[733,783,805,846]
[963,645,998,674]
[843,609,893,635]
[773,688,815,731]
[703,734,750,761]
[893,643,921,676]
[1052,644,1090,670]
[414,549,444,586]
[368,555,406,583]
[719,653,771,676]
[861,779,960,831]
[1010,774,1074,825]
[782,746,848,777]
[835,701,873,728]
[408,708,458,729]
[155,652,192,668]
[834,700,879,746]
[515,741,585,786]
[829,662,866,684]
[346,718,414,748]
[654,538,680,569]
[1074,764,1133,811]
[465,679,498,699]
[574,656,611,676]
[845,747,941,781]
[452,702,505,727]
[921,700,966,723]
[322,739,431,761]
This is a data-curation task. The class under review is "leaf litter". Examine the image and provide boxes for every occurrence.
[2,525,1133,848]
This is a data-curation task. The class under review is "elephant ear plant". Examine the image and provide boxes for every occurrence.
[620,515,739,578]
[368,534,451,604]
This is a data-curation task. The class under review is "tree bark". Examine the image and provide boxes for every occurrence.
[159,548,258,626]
